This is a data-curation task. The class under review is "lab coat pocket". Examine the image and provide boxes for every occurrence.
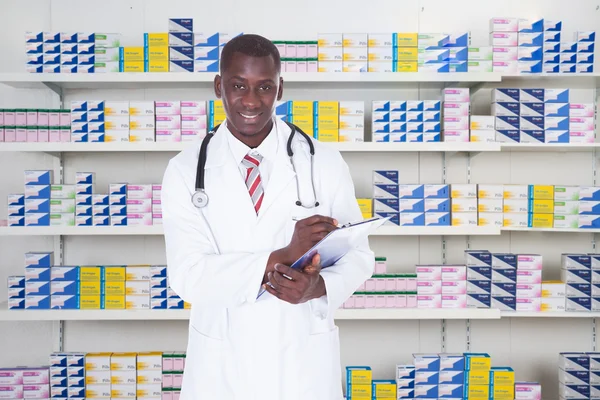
[182,325,232,399]
[302,326,343,399]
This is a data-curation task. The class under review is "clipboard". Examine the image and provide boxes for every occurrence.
[257,216,387,298]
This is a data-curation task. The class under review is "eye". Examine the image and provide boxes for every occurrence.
[259,85,272,91]
[233,84,245,90]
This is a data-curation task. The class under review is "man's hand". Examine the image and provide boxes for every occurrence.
[263,253,326,304]
[284,215,338,264]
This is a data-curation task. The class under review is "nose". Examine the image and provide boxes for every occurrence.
[241,88,260,109]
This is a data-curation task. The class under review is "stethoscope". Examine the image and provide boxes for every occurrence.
[191,120,320,209]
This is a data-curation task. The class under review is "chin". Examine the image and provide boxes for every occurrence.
[234,119,272,136]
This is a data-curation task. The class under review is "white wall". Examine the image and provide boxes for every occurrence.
[1,0,600,397]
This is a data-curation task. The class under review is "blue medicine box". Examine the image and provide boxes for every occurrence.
[51,295,80,309]
[424,198,450,212]
[51,281,79,295]
[68,376,85,388]
[493,268,517,283]
[170,32,194,46]
[25,170,53,185]
[375,212,400,226]
[194,46,219,60]
[25,295,51,309]
[25,199,50,213]
[580,201,600,215]
[397,365,416,379]
[492,282,517,296]
[8,287,25,299]
[150,277,168,289]
[390,112,406,122]
[493,296,517,310]
[151,265,167,278]
[521,130,544,143]
[397,388,415,399]
[445,32,469,47]
[8,276,25,288]
[423,122,441,133]
[414,354,440,372]
[76,195,92,206]
[374,184,399,199]
[26,252,54,267]
[468,280,492,294]
[521,102,544,117]
[438,383,464,398]
[8,194,25,206]
[26,281,51,296]
[414,383,438,398]
[398,199,424,213]
[25,185,51,199]
[440,354,465,371]
[450,60,467,72]
[425,212,450,226]
[398,184,424,199]
[151,288,168,299]
[467,293,491,308]
[76,205,92,216]
[50,376,67,387]
[151,298,168,309]
[423,111,441,122]
[194,32,219,46]
[375,198,400,213]
[373,170,399,185]
[400,212,424,226]
[416,371,439,385]
[8,205,25,216]
[424,184,449,199]
[26,267,51,282]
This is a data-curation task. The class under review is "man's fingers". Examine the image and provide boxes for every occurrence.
[303,253,322,274]
[271,271,295,289]
[274,263,303,280]
[300,215,338,227]
[264,283,297,304]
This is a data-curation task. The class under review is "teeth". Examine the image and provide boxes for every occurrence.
[240,113,259,119]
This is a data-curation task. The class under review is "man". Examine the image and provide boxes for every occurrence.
[162,34,374,400]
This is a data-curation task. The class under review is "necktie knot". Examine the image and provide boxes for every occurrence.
[243,153,263,168]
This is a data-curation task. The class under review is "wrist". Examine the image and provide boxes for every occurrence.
[314,275,327,299]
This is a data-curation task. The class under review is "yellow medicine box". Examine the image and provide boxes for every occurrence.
[291,115,314,126]
[465,353,491,370]
[348,384,372,397]
[105,281,126,296]
[146,60,169,73]
[529,199,554,214]
[137,352,163,371]
[146,47,168,60]
[317,101,339,116]
[121,47,145,61]
[529,185,554,200]
[213,114,226,126]
[396,47,418,61]
[357,199,373,213]
[292,101,314,115]
[317,129,339,142]
[395,62,418,72]
[105,266,126,281]
[80,295,102,309]
[122,61,145,73]
[373,382,395,397]
[396,33,418,47]
[467,384,489,399]
[347,367,372,385]
[145,33,169,47]
[103,295,125,309]
[490,367,515,386]
[530,213,553,228]
[467,369,490,385]
[317,115,339,130]
[111,353,137,371]
[492,385,515,399]
[184,301,191,309]
[80,267,103,281]
[80,281,102,296]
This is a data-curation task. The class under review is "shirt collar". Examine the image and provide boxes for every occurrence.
[225,118,278,165]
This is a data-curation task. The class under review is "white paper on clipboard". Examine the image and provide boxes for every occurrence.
[257,217,387,298]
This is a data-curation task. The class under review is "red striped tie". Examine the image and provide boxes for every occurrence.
[242,153,264,214]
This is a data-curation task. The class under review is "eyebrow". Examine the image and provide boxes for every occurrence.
[228,75,276,85]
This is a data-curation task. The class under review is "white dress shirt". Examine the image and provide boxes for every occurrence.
[225,119,278,188]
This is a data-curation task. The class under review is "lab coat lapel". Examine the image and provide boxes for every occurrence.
[257,120,296,220]
[204,128,257,228]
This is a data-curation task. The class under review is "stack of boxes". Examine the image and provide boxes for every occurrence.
[104,266,126,310]
[417,33,451,73]
[366,33,395,73]
[24,170,54,227]
[111,353,137,398]
[478,184,505,228]
[466,250,492,309]
[152,185,162,225]
[528,184,554,228]
[50,352,85,400]
[161,352,185,399]
[470,115,496,143]
[129,101,156,143]
[287,101,315,137]
[0,366,49,400]
[395,33,418,73]
[7,275,25,309]
[193,32,218,73]
[339,102,365,142]
[144,32,169,73]
[109,183,127,226]
[137,352,163,399]
[562,254,593,312]
[372,100,441,143]
[70,100,102,142]
[208,100,226,131]
[342,34,368,73]
[489,18,519,74]
[516,254,543,312]
[317,34,343,73]
[24,252,53,310]
[154,101,180,142]
[559,352,600,399]
[571,31,596,73]
[515,381,542,399]
[180,101,207,142]
[468,46,493,72]
[343,267,418,309]
[168,19,194,73]
[416,265,467,309]
[570,102,596,144]
[442,87,470,143]
[490,251,517,311]
[542,20,563,73]
[127,184,154,226]
[0,108,71,143]
[544,28,596,74]
[105,101,130,142]
[125,265,151,311]
[396,364,415,399]
[517,19,544,74]
[273,40,319,72]
[25,31,95,74]
[345,366,372,399]
[94,33,122,73]
[541,279,567,312]
[314,101,340,141]
[150,265,169,310]
[450,184,478,227]
[503,184,529,228]
[7,192,25,227]
[446,33,470,73]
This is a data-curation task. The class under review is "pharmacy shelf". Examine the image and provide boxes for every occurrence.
[0,226,164,236]
[501,312,600,318]
[501,143,600,152]
[0,304,500,321]
[502,73,600,88]
[502,227,600,234]
[0,225,500,236]
[0,72,503,90]
[0,142,502,153]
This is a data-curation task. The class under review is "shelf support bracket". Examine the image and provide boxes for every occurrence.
[42,82,63,98]
[441,319,446,353]
[466,319,471,351]
[593,318,597,352]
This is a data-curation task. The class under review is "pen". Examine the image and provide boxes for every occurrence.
[291,217,345,228]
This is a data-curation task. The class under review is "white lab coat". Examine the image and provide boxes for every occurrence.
[161,118,374,400]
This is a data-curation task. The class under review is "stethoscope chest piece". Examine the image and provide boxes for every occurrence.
[191,190,209,208]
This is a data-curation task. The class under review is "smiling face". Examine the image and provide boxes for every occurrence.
[214,52,283,148]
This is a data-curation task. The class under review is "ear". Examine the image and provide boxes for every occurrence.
[277,77,284,101]
[214,74,222,98]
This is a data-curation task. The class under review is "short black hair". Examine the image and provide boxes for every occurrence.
[219,34,281,74]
